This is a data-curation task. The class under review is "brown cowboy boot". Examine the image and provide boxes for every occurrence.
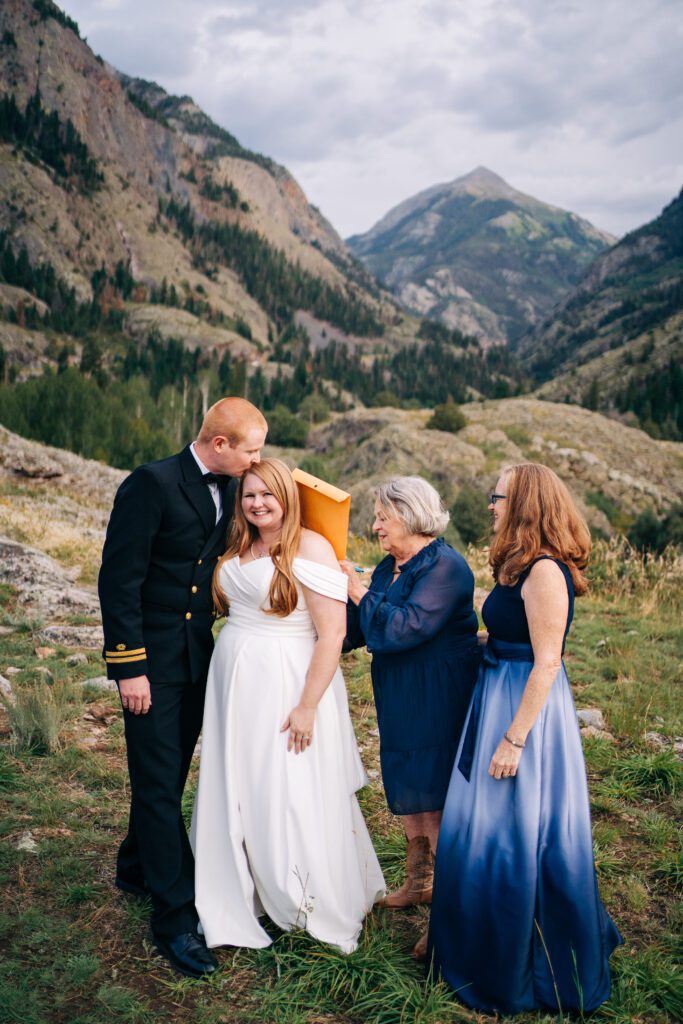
[379,836,434,909]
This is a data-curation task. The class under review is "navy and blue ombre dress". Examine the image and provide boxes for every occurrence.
[429,556,622,1015]
[346,538,481,814]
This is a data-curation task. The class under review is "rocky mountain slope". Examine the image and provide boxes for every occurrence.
[347,167,614,346]
[116,74,360,280]
[0,0,394,361]
[520,189,683,438]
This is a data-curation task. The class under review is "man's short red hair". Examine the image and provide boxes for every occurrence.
[197,397,267,446]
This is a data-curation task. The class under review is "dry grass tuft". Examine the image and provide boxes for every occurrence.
[1,679,74,754]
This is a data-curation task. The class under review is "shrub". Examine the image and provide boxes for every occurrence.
[370,390,401,408]
[299,393,330,424]
[267,405,309,447]
[426,402,466,433]
[298,455,334,481]
[628,504,683,553]
[32,0,80,36]
[504,425,530,448]
[234,315,253,340]
[451,486,487,545]
[582,378,600,411]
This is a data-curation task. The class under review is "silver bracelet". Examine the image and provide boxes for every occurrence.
[504,731,525,749]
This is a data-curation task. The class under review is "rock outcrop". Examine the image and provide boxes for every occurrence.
[0,425,122,645]
[307,399,683,531]
[0,535,100,619]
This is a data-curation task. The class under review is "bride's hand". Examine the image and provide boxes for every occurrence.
[281,704,316,754]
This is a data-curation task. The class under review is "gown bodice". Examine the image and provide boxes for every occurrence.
[482,555,575,650]
[220,555,347,638]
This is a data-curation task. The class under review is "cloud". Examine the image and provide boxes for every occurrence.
[61,0,683,237]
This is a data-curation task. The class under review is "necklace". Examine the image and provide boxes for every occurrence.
[250,541,268,561]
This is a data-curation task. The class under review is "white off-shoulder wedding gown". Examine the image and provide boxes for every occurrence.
[191,555,385,953]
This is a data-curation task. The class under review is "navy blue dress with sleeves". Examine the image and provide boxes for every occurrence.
[429,556,622,1014]
[345,538,482,815]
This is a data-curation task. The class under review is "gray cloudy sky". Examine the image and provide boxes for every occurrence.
[62,0,682,239]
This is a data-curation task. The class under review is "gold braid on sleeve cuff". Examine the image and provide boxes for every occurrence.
[105,647,147,665]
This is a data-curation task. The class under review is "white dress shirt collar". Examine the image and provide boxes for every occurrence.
[190,442,222,523]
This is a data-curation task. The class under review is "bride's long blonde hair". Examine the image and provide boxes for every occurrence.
[212,458,303,617]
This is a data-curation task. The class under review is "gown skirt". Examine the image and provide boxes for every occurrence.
[429,639,622,1015]
[191,556,385,954]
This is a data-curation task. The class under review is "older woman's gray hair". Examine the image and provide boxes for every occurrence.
[375,476,450,537]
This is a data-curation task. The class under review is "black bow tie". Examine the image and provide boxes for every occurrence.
[202,472,228,487]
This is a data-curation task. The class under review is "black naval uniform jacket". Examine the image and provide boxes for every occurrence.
[98,445,237,684]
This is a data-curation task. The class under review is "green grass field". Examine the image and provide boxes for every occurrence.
[0,539,681,1024]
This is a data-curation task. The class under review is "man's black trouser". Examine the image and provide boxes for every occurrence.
[117,679,206,938]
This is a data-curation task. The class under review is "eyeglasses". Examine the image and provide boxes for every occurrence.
[489,493,507,505]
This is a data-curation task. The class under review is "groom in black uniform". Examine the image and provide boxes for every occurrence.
[98,396,267,978]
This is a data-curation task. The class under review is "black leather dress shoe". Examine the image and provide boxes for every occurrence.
[115,876,150,899]
[152,931,218,979]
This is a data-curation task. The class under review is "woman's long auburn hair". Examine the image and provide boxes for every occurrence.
[212,458,303,617]
[489,463,591,595]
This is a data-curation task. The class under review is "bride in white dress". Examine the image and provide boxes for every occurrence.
[191,458,385,953]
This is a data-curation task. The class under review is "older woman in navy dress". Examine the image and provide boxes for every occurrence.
[342,477,481,910]
[425,463,622,1014]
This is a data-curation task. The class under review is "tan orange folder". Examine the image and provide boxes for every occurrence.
[292,468,351,559]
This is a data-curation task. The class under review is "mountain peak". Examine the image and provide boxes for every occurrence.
[348,170,615,345]
[456,166,511,189]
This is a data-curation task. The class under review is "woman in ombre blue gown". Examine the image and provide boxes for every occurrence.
[427,463,622,1015]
